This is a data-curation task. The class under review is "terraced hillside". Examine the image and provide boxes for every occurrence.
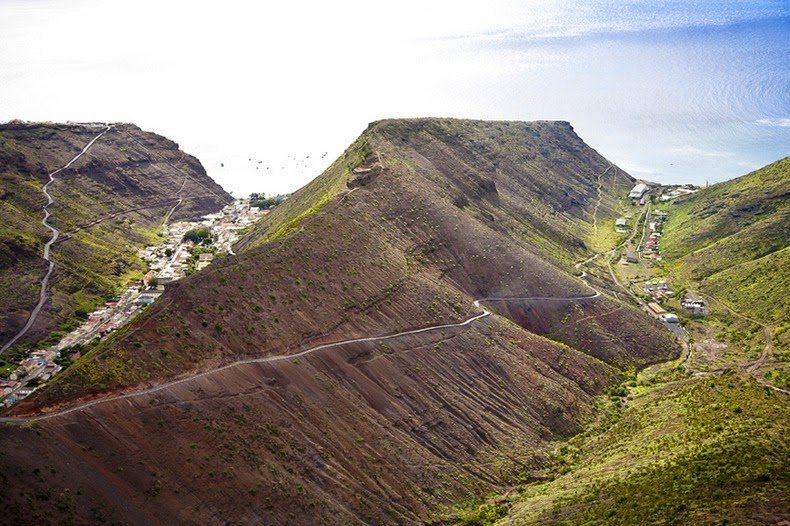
[0,119,677,525]
[0,122,232,352]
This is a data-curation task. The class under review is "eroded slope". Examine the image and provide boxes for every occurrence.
[1,119,677,525]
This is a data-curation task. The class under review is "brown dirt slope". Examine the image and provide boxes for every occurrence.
[0,119,678,525]
[0,121,232,349]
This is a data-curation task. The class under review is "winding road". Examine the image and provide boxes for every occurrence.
[0,154,609,423]
[0,126,112,355]
[0,281,602,424]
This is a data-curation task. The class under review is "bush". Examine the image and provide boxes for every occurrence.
[249,194,285,209]
[183,227,212,244]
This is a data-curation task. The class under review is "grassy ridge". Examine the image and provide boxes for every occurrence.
[661,157,789,326]
[454,374,788,525]
[452,157,790,525]
[242,134,370,247]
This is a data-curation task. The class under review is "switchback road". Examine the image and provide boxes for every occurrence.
[0,125,112,355]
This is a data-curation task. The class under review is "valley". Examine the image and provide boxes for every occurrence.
[453,158,789,525]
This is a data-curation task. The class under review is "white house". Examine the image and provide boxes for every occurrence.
[628,183,649,199]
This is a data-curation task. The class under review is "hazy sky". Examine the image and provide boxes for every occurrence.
[1,0,788,196]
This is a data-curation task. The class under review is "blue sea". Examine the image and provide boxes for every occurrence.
[441,0,790,185]
[1,0,787,193]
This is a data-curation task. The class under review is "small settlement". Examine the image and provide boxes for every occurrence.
[659,184,699,202]
[1,197,270,408]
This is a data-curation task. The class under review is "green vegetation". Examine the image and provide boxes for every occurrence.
[245,134,371,246]
[182,226,212,245]
[661,158,789,327]
[0,122,230,349]
[452,157,790,525]
[249,193,285,210]
[453,374,787,525]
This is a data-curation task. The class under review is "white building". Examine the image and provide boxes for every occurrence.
[628,183,649,199]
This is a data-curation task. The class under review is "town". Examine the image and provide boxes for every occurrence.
[613,182,704,338]
[1,197,275,408]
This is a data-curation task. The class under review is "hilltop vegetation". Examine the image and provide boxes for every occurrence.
[0,122,231,352]
[454,373,788,526]
[1,119,678,525]
[661,157,789,326]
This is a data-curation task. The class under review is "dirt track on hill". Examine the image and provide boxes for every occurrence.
[0,126,111,355]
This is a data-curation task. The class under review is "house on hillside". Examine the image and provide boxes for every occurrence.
[682,298,708,315]
[615,217,628,232]
[628,183,649,199]
[647,302,667,317]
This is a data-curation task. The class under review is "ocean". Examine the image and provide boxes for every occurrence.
[1,0,787,194]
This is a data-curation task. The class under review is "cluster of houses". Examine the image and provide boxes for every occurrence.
[1,350,63,408]
[642,279,675,300]
[646,302,684,337]
[642,210,668,260]
[194,198,267,255]
[0,198,268,408]
[58,288,150,349]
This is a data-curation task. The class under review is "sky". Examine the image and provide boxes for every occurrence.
[1,0,788,196]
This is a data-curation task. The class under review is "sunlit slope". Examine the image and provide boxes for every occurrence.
[3,119,677,526]
[0,122,231,350]
[661,157,789,324]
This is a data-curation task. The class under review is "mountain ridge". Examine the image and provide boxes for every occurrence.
[0,118,679,525]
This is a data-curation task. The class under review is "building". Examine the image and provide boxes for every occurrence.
[647,302,667,316]
[628,183,649,199]
[661,313,680,324]
[682,298,708,315]
[615,217,628,232]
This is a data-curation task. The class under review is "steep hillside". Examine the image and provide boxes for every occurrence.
[0,119,677,525]
[454,157,790,526]
[454,373,789,526]
[0,122,232,351]
[661,157,789,325]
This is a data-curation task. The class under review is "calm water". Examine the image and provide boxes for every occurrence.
[1,0,788,194]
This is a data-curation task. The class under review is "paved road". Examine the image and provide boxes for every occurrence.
[0,126,112,355]
[0,283,603,424]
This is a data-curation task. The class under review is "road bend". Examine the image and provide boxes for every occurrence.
[0,283,603,424]
[0,126,112,355]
